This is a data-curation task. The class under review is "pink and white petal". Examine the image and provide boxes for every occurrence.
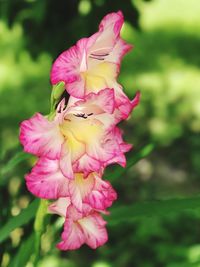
[59,143,74,180]
[68,173,95,211]
[57,218,85,250]
[100,127,132,168]
[79,212,108,249]
[25,158,69,199]
[19,113,64,159]
[99,11,124,37]
[106,38,133,65]
[66,204,84,221]
[51,36,99,99]
[73,154,102,177]
[112,127,133,153]
[95,113,116,131]
[76,37,99,72]
[112,87,140,122]
[85,189,117,210]
[105,127,132,167]
[85,88,115,114]
[70,88,115,115]
[66,90,116,129]
[50,45,80,85]
[105,82,132,121]
[48,197,71,217]
[85,191,105,210]
[114,90,141,122]
[106,153,127,168]
[131,91,141,110]
[66,74,86,98]
[86,140,113,163]
[86,176,117,210]
[85,126,130,167]
[88,11,124,57]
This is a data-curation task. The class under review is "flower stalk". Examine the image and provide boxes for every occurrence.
[33,199,49,265]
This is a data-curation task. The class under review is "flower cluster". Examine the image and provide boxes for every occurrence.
[19,11,139,250]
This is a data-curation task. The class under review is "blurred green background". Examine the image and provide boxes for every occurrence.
[0,0,200,266]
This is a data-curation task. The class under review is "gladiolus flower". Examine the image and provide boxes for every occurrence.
[20,89,132,179]
[19,11,140,251]
[26,158,117,211]
[49,198,108,250]
[50,11,138,121]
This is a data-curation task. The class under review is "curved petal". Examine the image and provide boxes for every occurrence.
[25,158,69,199]
[99,11,124,37]
[88,11,124,62]
[19,113,64,159]
[85,125,124,164]
[51,37,98,98]
[57,218,85,250]
[85,174,117,210]
[73,154,102,177]
[51,11,132,99]
[51,200,108,250]
[103,127,132,168]
[69,88,115,115]
[88,11,132,70]
[79,212,108,249]
[105,38,133,66]
[68,173,95,211]
[48,197,71,217]
[59,143,74,180]
[50,44,80,86]
[66,89,116,130]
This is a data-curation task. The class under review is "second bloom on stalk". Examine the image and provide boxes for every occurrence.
[50,11,140,121]
[25,158,117,212]
[20,88,132,180]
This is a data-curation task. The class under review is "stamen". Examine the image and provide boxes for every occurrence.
[73,113,88,119]
[90,53,109,57]
[89,56,105,61]
[64,118,71,122]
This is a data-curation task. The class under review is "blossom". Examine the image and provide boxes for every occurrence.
[19,10,140,251]
[50,11,137,121]
[25,158,117,211]
[20,88,132,179]
[49,198,108,250]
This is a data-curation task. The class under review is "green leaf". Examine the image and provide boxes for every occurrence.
[105,143,154,181]
[8,234,34,267]
[108,197,200,225]
[0,199,39,243]
[0,151,32,177]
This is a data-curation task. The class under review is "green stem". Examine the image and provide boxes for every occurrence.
[33,199,49,266]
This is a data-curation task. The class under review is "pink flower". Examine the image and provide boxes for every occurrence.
[19,11,140,252]
[25,158,117,211]
[20,89,131,179]
[50,11,138,121]
[49,198,108,250]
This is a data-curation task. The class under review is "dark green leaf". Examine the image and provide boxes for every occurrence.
[0,199,39,243]
[108,197,200,225]
[0,151,32,177]
[8,234,34,267]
